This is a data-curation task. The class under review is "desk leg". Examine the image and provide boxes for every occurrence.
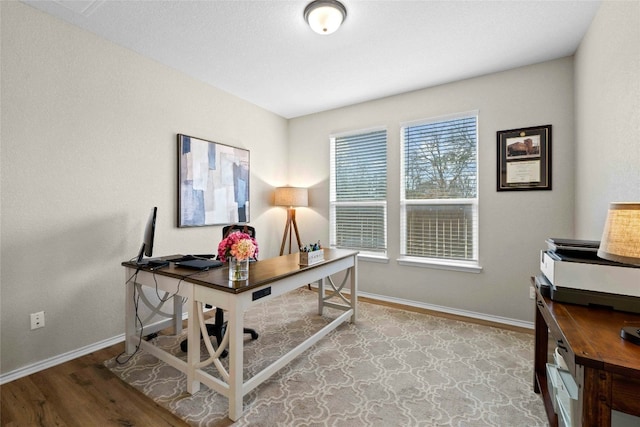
[318,278,325,315]
[125,271,136,354]
[350,262,358,322]
[173,297,183,335]
[228,304,244,421]
[533,300,547,394]
[186,298,200,394]
[583,366,612,426]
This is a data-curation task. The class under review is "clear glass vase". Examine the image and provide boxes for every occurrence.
[228,257,249,281]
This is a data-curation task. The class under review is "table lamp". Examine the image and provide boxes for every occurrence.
[275,186,308,255]
[597,202,640,345]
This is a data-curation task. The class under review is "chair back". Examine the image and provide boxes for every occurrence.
[222,224,257,261]
[222,224,256,238]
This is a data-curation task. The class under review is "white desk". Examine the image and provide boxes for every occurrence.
[123,249,358,421]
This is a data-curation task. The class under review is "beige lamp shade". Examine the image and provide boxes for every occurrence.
[274,187,308,208]
[597,202,640,265]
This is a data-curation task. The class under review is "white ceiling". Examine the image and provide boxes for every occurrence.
[23,0,601,119]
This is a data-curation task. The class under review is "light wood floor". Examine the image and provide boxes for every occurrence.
[0,297,531,426]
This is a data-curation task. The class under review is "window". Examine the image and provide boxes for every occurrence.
[330,128,387,257]
[400,113,478,267]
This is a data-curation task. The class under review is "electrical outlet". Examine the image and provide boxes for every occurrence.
[30,311,45,330]
[529,286,536,300]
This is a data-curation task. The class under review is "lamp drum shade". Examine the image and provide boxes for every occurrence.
[275,187,308,208]
[597,202,640,266]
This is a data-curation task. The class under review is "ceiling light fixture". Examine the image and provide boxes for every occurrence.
[304,0,347,35]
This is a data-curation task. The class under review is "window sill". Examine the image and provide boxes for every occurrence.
[397,256,483,273]
[357,254,390,264]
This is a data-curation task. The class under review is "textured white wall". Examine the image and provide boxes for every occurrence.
[4,0,637,380]
[1,2,288,375]
[574,0,640,238]
[288,58,575,323]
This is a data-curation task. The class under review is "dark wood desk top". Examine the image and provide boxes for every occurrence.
[539,292,640,378]
[123,248,358,294]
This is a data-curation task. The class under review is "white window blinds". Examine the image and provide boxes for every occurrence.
[401,114,478,262]
[330,129,387,254]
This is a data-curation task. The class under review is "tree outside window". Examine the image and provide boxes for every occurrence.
[401,114,478,262]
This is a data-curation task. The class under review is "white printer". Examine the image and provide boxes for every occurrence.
[538,238,640,313]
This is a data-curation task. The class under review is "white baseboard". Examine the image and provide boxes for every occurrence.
[1,293,531,384]
[0,334,124,385]
[0,310,196,385]
[356,289,534,330]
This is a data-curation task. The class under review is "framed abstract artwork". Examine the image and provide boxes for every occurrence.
[497,124,552,191]
[178,134,250,227]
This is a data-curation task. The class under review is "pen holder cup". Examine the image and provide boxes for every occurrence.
[299,250,324,266]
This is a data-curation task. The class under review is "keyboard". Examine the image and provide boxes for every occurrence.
[174,258,223,270]
[167,254,216,262]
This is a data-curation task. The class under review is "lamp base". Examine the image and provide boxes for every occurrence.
[280,208,302,256]
[620,327,640,345]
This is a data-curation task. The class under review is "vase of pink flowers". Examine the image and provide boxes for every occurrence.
[228,257,249,281]
[217,231,258,281]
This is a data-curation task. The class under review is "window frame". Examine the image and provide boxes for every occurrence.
[330,126,388,261]
[398,112,482,273]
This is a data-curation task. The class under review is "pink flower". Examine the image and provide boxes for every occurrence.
[218,231,258,262]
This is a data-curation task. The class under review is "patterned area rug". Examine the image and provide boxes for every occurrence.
[105,288,547,426]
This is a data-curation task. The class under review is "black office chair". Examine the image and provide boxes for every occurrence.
[180,225,259,356]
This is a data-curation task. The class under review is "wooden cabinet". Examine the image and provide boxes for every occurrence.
[533,280,640,426]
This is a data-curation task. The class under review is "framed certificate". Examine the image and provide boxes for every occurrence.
[497,125,551,191]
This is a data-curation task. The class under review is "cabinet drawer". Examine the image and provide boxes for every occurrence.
[537,296,576,375]
[556,368,579,425]
[546,363,560,414]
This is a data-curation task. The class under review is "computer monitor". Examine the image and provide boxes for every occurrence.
[136,207,157,265]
